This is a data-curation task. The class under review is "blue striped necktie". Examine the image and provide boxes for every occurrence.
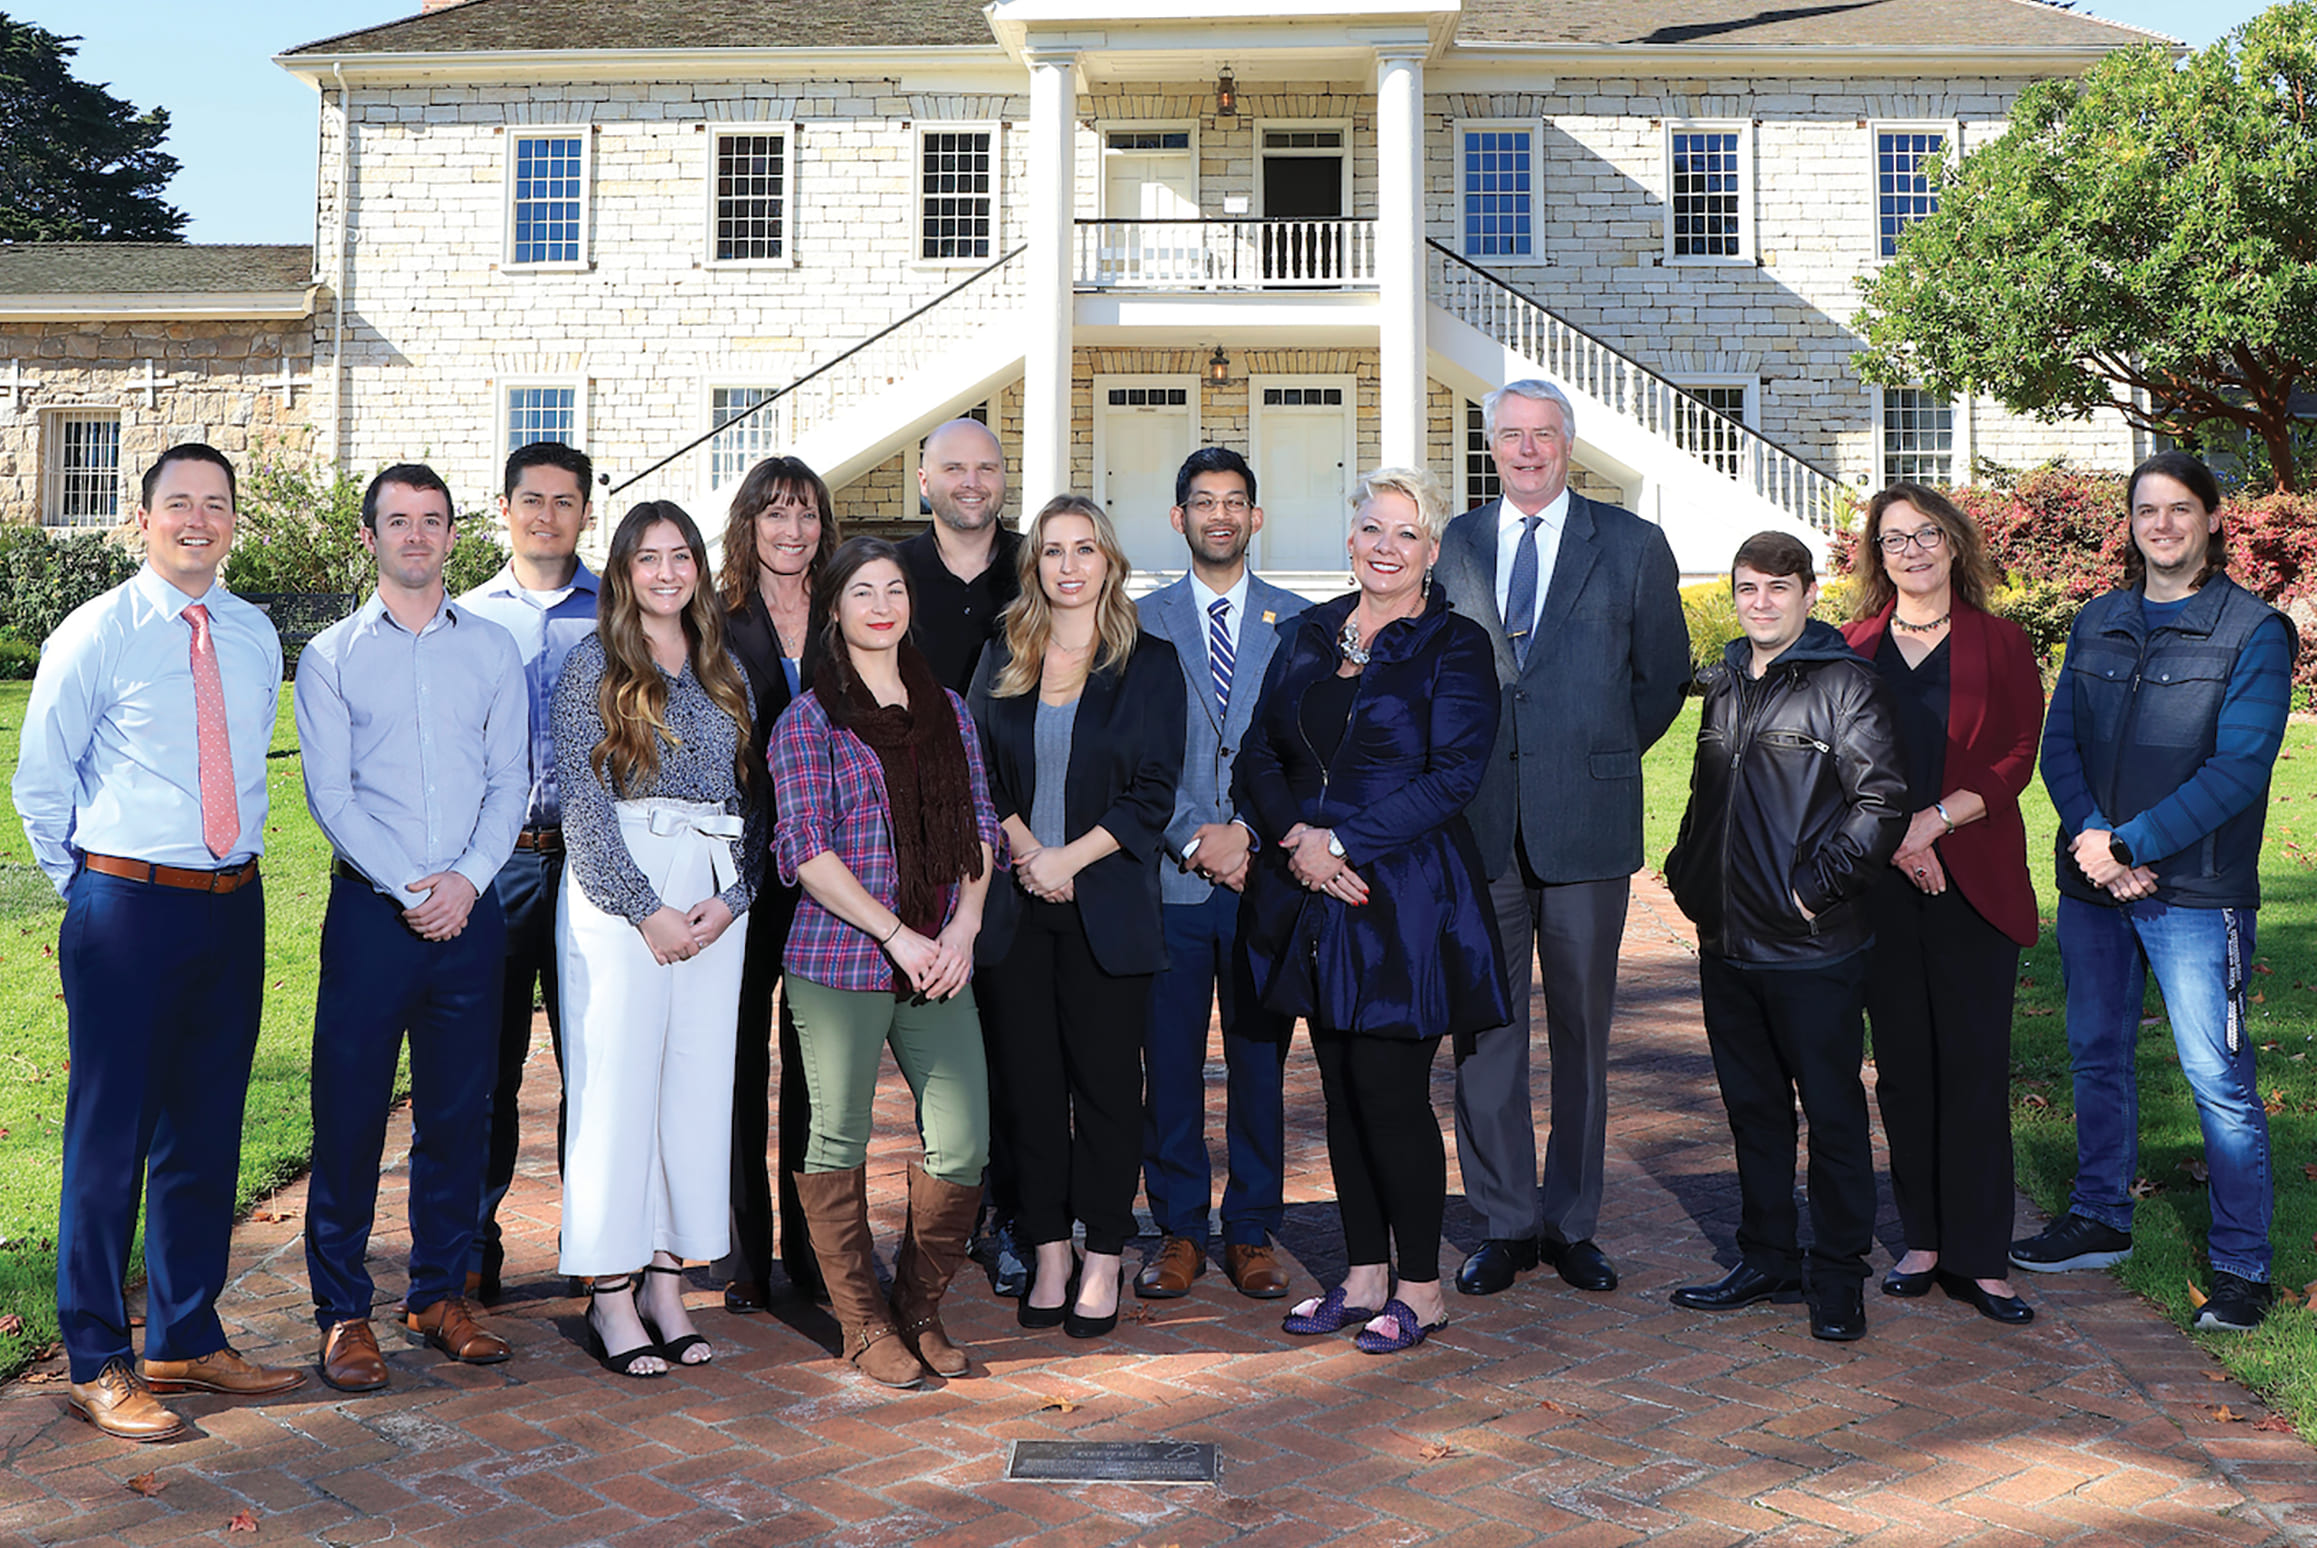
[1208,597,1234,718]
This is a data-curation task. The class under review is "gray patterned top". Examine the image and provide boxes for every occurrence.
[551,632,764,924]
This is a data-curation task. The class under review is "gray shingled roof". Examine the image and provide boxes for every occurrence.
[0,244,314,296]
[284,0,2170,56]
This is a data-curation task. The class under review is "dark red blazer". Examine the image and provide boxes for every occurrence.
[1842,598,2044,947]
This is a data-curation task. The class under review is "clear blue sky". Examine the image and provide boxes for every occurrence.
[5,0,2270,244]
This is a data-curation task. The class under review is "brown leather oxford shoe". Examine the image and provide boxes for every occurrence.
[319,1319,390,1393]
[142,1345,305,1397]
[407,1296,511,1364]
[68,1359,187,1443]
[1225,1243,1291,1299]
[1133,1235,1205,1299]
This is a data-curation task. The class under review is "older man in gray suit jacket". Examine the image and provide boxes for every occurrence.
[1434,380,1690,1297]
[1133,447,1312,1302]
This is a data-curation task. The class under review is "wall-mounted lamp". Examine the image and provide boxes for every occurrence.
[1216,69,1237,118]
[1208,346,1231,386]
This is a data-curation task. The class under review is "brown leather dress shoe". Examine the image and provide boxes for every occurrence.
[407,1296,512,1364]
[69,1358,187,1443]
[1134,1235,1205,1299]
[142,1345,306,1396]
[1225,1243,1291,1299]
[319,1320,390,1393]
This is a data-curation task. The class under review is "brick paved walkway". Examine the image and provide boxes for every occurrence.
[4,877,2314,1546]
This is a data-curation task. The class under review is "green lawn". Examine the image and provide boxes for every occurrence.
[0,681,335,1378]
[1645,698,2317,1439]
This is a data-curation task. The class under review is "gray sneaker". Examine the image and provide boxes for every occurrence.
[2010,1212,2133,1272]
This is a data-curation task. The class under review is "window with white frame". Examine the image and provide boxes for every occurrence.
[712,129,791,263]
[503,384,580,459]
[1464,401,1503,512]
[507,132,588,266]
[1671,381,1755,476]
[709,386,779,489]
[1667,123,1750,262]
[1457,122,1536,260]
[1881,387,1955,484]
[1875,126,1949,259]
[919,127,996,262]
[42,409,122,527]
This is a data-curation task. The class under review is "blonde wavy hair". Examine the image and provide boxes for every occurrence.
[591,501,754,796]
[1349,466,1451,542]
[990,494,1141,697]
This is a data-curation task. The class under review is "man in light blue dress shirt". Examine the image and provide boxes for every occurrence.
[454,441,599,1298]
[15,444,305,1441]
[295,463,529,1391]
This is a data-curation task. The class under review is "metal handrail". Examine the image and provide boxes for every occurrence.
[610,245,1028,497]
[1427,239,1848,533]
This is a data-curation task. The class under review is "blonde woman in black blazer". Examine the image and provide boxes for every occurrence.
[969,495,1184,1341]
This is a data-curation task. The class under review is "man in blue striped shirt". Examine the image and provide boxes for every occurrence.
[2015,451,2297,1333]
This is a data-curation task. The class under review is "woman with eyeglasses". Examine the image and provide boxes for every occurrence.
[1841,485,2044,1326]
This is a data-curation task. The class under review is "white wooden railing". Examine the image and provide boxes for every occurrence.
[1428,241,1848,534]
[1074,219,1379,290]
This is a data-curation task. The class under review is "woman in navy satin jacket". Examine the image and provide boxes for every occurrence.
[1235,466,1508,1356]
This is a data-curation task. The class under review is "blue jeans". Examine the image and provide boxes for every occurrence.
[2058,895,2272,1282]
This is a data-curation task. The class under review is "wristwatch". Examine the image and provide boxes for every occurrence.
[2108,833,2135,868]
[1326,831,1346,858]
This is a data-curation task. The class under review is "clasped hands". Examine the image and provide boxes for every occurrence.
[2069,827,2159,902]
[1282,823,1368,906]
[637,896,736,965]
[1180,820,1254,892]
[1013,841,1079,905]
[883,916,976,1001]
[403,871,478,943]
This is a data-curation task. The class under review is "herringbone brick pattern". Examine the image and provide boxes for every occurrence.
[3,878,2311,1546]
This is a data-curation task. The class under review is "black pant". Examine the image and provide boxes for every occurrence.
[1697,950,1875,1288]
[1863,872,2021,1279]
[973,963,1021,1225]
[1313,1029,1444,1284]
[981,899,1149,1255]
[478,847,564,1263]
[730,885,813,1289]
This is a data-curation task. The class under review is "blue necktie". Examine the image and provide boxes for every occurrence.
[1208,598,1234,717]
[1505,514,1544,667]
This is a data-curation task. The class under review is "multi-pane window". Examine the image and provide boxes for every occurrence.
[1260,386,1344,406]
[1460,126,1535,258]
[1106,387,1188,407]
[1876,129,1948,258]
[1882,388,1955,483]
[1465,402,1502,513]
[506,386,577,458]
[714,132,788,262]
[1674,384,1750,476]
[43,410,121,527]
[1106,130,1190,151]
[709,387,778,489]
[1669,127,1746,260]
[510,134,585,265]
[920,129,995,261]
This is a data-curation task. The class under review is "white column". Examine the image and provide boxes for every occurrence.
[1374,49,1426,470]
[1023,48,1077,508]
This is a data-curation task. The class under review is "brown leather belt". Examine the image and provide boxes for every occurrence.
[83,854,260,894]
[514,826,564,853]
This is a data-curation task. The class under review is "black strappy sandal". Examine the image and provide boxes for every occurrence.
[639,1263,713,1365]
[584,1274,666,1378]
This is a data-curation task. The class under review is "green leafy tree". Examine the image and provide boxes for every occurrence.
[0,13,185,241]
[1854,3,2317,491]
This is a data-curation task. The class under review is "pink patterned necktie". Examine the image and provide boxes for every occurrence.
[183,603,239,859]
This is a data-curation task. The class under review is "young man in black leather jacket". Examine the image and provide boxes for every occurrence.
[1664,530,1907,1341]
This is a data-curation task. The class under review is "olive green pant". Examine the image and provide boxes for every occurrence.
[783,974,991,1188]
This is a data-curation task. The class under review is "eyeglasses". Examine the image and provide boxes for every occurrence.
[1184,495,1252,515]
[1877,527,1947,555]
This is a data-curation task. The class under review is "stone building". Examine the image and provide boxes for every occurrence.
[0,245,317,529]
[267,0,2166,580]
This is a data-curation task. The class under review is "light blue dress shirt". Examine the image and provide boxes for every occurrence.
[14,565,283,899]
[455,560,600,828]
[1493,487,1572,642]
[294,593,530,910]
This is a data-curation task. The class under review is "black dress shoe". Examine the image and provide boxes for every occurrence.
[1880,1267,1936,1298]
[1810,1283,1867,1342]
[1670,1263,1804,1311]
[1541,1238,1618,1293]
[1937,1270,2034,1325]
[1455,1237,1540,1296]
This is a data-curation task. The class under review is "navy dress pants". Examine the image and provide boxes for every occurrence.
[308,877,506,1328]
[55,869,264,1383]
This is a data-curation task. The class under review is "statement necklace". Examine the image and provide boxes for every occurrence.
[1337,615,1373,665]
[1891,611,1950,635]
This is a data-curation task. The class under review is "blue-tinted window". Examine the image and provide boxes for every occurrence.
[1462,128,1533,258]
[1877,130,1946,258]
[512,135,585,264]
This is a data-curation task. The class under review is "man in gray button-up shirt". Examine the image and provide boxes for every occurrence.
[294,462,528,1389]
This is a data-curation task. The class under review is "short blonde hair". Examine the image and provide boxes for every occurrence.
[1349,466,1450,542]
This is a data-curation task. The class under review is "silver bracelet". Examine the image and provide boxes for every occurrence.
[1933,800,1956,832]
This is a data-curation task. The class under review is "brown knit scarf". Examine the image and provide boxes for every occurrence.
[820,640,984,936]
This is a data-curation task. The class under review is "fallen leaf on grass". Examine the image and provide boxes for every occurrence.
[0,1313,20,1337]
[2020,1006,2056,1018]
[2128,1177,2164,1200]
[1417,1441,1458,1461]
[2253,991,2268,1004]
[2254,1415,2298,1434]
[2255,962,2276,975]
[125,1473,164,1498]
[2186,1277,2209,1310]
[2266,1090,2288,1115]
[227,1508,259,1533]
[2019,1093,2051,1111]
[2263,1041,2283,1052]
[1038,1398,1083,1414]
[2205,1405,2244,1423]
[2304,1164,2317,1182]
[2178,1158,2210,1183]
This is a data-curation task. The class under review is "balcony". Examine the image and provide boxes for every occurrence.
[1073,219,1379,291]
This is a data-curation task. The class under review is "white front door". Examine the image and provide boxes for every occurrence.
[1100,129,1199,285]
[1093,378,1199,579]
[1250,378,1355,575]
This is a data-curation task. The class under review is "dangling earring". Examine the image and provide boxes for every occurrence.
[1422,566,1434,601]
